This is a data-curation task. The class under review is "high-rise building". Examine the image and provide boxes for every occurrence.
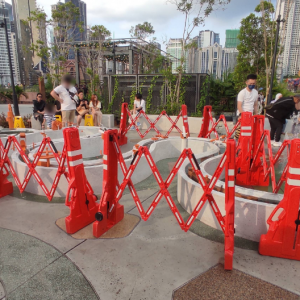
[0,5,17,86]
[186,43,238,78]
[12,0,47,85]
[198,30,220,48]
[276,0,300,79]
[225,29,240,48]
[10,32,21,84]
[166,38,186,73]
[65,0,87,41]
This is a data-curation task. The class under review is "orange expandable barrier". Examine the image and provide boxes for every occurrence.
[259,139,300,260]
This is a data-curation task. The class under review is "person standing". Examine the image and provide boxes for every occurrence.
[33,93,46,124]
[50,75,77,126]
[89,94,102,126]
[266,95,300,147]
[235,74,259,139]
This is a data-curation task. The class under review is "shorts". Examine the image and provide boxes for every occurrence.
[62,110,75,124]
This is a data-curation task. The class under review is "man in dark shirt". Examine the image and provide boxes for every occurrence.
[76,90,89,125]
[33,93,46,124]
[266,94,300,146]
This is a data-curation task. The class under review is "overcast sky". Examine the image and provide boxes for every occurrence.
[8,0,277,49]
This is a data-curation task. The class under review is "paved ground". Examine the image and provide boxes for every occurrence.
[0,128,300,299]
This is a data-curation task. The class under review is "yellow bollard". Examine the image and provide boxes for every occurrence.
[55,115,62,122]
[84,114,94,126]
[14,116,25,128]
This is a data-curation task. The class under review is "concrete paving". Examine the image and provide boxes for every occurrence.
[0,127,300,299]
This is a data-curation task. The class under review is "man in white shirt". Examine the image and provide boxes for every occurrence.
[50,75,78,126]
[235,74,259,139]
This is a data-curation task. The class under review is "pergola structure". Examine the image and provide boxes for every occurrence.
[68,38,177,84]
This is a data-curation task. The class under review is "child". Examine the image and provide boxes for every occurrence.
[42,103,57,130]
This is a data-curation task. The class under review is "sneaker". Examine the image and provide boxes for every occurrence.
[137,122,141,126]
[270,140,275,144]
[130,126,135,130]
[273,141,282,147]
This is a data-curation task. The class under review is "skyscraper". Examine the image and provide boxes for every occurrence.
[166,38,186,73]
[12,0,47,85]
[0,5,17,86]
[186,43,238,78]
[225,29,240,48]
[198,30,220,48]
[65,0,87,41]
[276,0,300,79]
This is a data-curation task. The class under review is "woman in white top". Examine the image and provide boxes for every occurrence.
[132,93,146,127]
[89,94,102,126]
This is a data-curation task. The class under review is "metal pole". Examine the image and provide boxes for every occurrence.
[267,15,283,105]
[112,42,116,74]
[2,16,19,115]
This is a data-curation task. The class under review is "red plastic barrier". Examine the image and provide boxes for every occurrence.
[93,129,124,237]
[0,165,13,198]
[259,139,300,260]
[198,105,212,138]
[235,113,269,187]
[63,127,99,234]
[94,129,236,270]
[119,103,128,146]
[250,129,290,193]
[0,135,67,200]
[118,103,190,145]
[198,105,240,140]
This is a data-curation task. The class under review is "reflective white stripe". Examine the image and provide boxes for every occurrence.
[116,189,122,199]
[147,206,154,215]
[196,201,203,211]
[103,164,107,170]
[175,157,183,169]
[228,181,235,187]
[199,175,205,187]
[69,159,83,166]
[155,193,161,202]
[241,126,252,130]
[228,169,234,176]
[175,212,182,224]
[166,173,174,184]
[154,172,161,183]
[220,155,227,168]
[68,150,82,157]
[103,154,107,160]
[209,177,216,189]
[289,167,300,175]
[136,202,142,212]
[187,215,194,226]
[109,204,114,213]
[241,132,251,136]
[287,178,300,187]
[166,195,173,208]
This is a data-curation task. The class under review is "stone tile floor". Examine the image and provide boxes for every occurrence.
[0,128,300,299]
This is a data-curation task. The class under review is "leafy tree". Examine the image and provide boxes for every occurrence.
[167,0,231,103]
[129,22,155,40]
[28,3,83,86]
[233,1,276,94]
[0,86,28,103]
[81,25,111,94]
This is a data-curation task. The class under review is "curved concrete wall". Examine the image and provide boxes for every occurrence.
[11,136,219,198]
[177,152,282,242]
